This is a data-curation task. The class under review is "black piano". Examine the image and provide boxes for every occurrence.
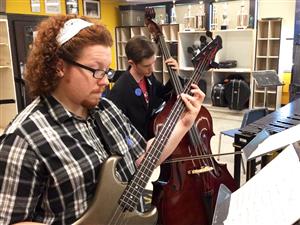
[233,98,300,186]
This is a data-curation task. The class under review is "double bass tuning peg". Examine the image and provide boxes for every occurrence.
[199,36,207,50]
[199,31,214,50]
[206,31,213,41]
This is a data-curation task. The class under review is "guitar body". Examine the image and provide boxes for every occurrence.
[73,156,158,225]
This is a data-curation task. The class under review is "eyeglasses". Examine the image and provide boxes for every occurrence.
[62,57,114,80]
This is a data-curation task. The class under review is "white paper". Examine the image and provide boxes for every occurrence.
[224,144,300,225]
[249,123,300,159]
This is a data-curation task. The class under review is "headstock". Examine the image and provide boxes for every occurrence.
[144,7,162,43]
[191,34,222,70]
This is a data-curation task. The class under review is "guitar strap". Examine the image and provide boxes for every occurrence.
[94,113,112,156]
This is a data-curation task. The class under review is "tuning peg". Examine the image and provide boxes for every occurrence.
[200,35,207,44]
[199,36,207,50]
[206,31,213,41]
[187,46,195,55]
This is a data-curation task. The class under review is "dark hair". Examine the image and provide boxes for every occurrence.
[125,35,157,64]
[25,15,113,98]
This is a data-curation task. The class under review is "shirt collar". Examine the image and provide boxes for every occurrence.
[42,95,76,123]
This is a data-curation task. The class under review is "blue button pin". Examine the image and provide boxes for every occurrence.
[135,88,142,96]
[126,136,133,147]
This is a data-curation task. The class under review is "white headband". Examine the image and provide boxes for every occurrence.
[56,18,93,46]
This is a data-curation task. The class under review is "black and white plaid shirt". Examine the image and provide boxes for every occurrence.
[0,95,146,225]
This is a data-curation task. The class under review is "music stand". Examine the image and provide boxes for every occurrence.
[252,70,283,108]
[212,184,232,225]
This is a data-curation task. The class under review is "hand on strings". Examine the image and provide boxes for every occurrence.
[142,83,205,166]
[165,57,179,74]
[178,83,205,129]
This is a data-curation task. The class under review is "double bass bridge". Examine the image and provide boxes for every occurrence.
[187,166,214,175]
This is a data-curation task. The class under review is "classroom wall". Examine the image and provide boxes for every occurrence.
[5,0,121,69]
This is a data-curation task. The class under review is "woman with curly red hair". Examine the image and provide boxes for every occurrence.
[0,15,204,225]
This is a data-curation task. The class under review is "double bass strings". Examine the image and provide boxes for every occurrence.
[108,34,221,225]
[158,34,220,176]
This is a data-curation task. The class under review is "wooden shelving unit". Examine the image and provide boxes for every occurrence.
[114,1,258,112]
[115,24,179,84]
[253,18,282,111]
[0,16,17,133]
[178,29,255,109]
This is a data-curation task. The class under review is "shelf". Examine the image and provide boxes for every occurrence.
[179,30,206,34]
[179,28,254,34]
[0,65,11,69]
[165,40,178,43]
[115,21,256,112]
[0,17,18,129]
[267,58,279,71]
[180,67,194,71]
[212,68,252,73]
[257,38,269,41]
[177,27,255,111]
[257,20,269,39]
[0,99,16,104]
[253,105,275,111]
[253,19,282,110]
[254,90,277,94]
[269,19,282,39]
[257,39,267,56]
[268,38,280,40]
[130,27,141,36]
[0,45,11,66]
[214,29,254,33]
[115,24,179,84]
[255,58,267,70]
[268,39,280,56]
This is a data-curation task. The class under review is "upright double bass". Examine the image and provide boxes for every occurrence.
[145,8,238,225]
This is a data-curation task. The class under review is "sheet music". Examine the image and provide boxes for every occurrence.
[224,144,300,225]
[249,123,300,159]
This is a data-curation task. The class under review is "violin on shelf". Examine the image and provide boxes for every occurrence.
[145,7,238,225]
